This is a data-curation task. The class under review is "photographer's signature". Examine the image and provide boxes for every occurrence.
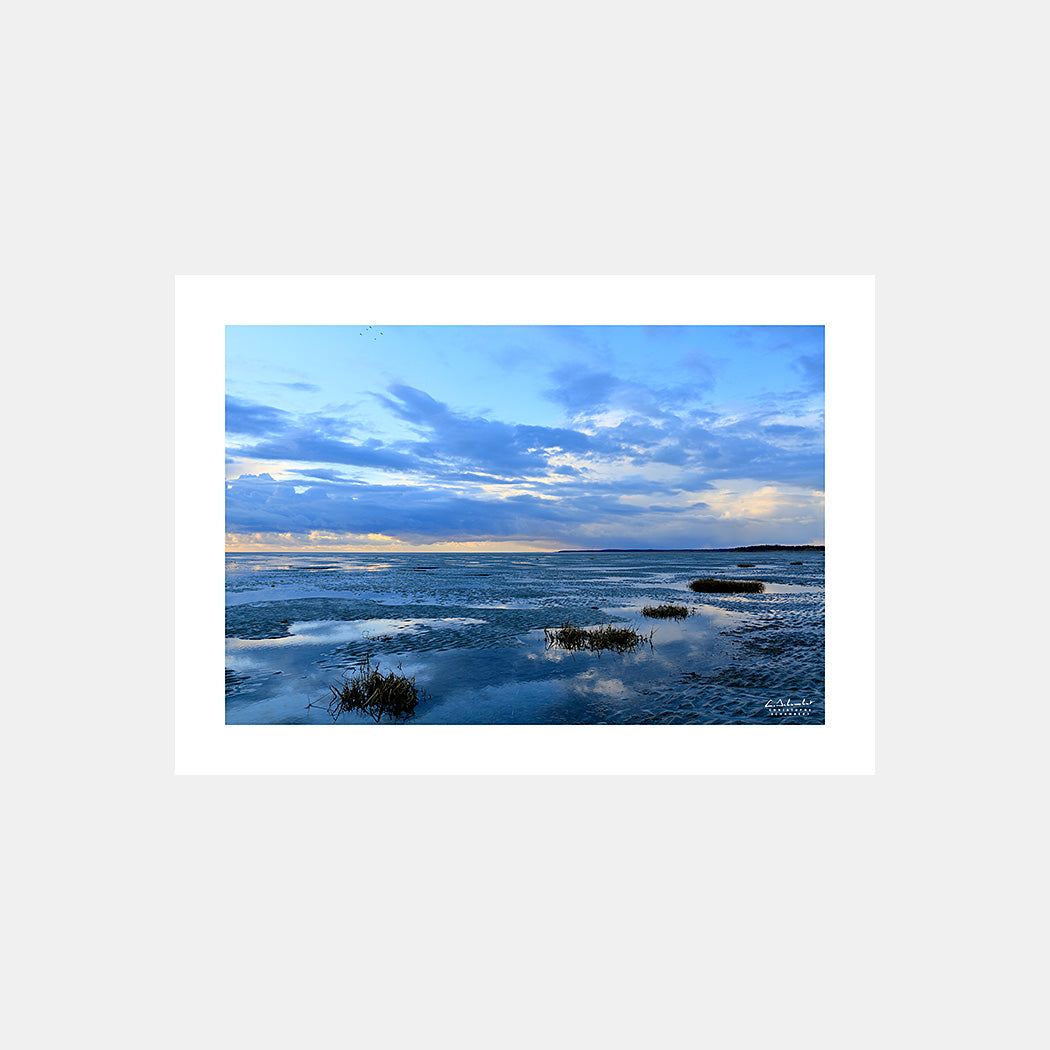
[765,697,814,716]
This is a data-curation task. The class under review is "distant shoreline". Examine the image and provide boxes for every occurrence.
[556,545,825,553]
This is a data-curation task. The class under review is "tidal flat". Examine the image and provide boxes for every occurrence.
[225,550,825,725]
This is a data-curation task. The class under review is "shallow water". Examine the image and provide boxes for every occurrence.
[225,551,825,725]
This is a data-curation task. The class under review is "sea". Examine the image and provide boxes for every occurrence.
[225,550,824,725]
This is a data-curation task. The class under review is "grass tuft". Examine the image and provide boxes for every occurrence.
[688,577,764,594]
[642,603,690,620]
[544,621,653,654]
[310,653,429,723]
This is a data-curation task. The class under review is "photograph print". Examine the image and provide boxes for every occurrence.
[225,324,825,725]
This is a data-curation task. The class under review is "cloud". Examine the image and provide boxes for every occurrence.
[276,381,321,393]
[725,325,824,354]
[226,473,572,540]
[228,385,824,495]
[288,467,357,483]
[793,353,824,391]
[543,368,620,414]
[375,384,593,479]
[225,396,292,436]
[225,467,823,549]
[543,367,706,422]
[680,349,718,388]
[236,431,418,472]
[226,373,824,547]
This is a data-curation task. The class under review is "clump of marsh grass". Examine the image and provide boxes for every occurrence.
[544,621,653,654]
[309,653,429,723]
[642,603,690,620]
[688,577,764,594]
[545,621,589,650]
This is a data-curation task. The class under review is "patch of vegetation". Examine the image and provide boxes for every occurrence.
[544,621,653,654]
[642,603,690,620]
[309,653,429,723]
[545,621,588,649]
[688,578,765,594]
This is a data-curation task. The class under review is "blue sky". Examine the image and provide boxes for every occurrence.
[225,325,824,551]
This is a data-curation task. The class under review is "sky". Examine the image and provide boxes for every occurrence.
[225,325,824,552]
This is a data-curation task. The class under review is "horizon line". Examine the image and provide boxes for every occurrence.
[225,543,826,554]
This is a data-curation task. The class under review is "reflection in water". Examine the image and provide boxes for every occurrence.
[227,617,487,650]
